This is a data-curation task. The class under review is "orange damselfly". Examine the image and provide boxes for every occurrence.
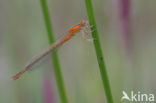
[11,20,92,80]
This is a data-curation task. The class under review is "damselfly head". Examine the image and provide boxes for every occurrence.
[80,20,87,26]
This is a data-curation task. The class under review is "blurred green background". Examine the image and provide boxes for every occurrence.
[0,0,156,103]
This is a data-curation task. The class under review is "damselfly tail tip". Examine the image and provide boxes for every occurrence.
[10,76,17,80]
[10,71,24,80]
[11,75,20,80]
[11,77,16,80]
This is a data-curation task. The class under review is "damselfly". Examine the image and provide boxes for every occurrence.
[11,20,92,80]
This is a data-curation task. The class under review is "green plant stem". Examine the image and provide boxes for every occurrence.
[40,0,68,103]
[85,0,114,103]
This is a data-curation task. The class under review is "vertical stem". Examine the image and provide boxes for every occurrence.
[40,0,68,103]
[85,0,114,103]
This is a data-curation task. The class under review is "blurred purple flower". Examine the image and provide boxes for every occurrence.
[119,0,132,58]
[42,76,55,103]
[120,0,130,20]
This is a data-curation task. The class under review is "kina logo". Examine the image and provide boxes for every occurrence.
[121,91,155,102]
